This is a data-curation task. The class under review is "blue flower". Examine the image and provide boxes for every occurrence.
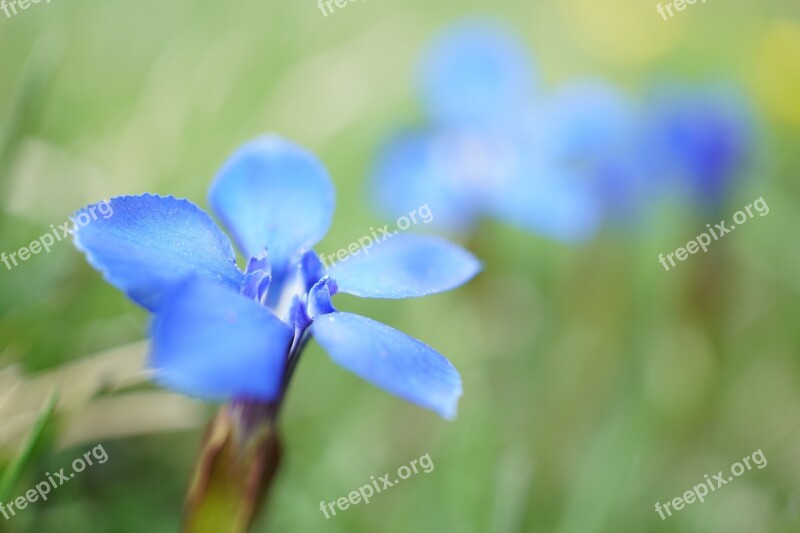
[371,20,626,243]
[538,79,654,222]
[73,136,480,420]
[418,19,535,129]
[643,84,753,205]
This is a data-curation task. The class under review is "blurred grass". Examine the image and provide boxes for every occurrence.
[0,0,799,532]
[0,392,57,503]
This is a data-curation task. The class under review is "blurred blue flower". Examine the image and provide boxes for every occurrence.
[418,19,535,129]
[73,136,480,419]
[538,79,654,223]
[371,20,646,242]
[644,84,753,205]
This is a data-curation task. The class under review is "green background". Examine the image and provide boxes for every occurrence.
[1,0,799,531]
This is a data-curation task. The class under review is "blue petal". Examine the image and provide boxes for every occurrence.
[308,277,338,318]
[242,252,272,304]
[487,157,603,242]
[311,312,462,419]
[287,295,312,353]
[540,80,637,160]
[326,234,480,299]
[371,131,479,231]
[73,195,243,312]
[419,19,534,127]
[150,278,294,401]
[208,136,335,266]
[297,250,325,293]
[523,81,655,225]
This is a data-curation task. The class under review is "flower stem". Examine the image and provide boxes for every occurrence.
[183,335,311,532]
[183,403,281,533]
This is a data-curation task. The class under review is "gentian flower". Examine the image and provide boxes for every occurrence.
[538,79,652,222]
[371,19,605,242]
[643,84,753,207]
[73,135,480,420]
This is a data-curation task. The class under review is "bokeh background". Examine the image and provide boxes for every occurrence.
[1,0,799,531]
